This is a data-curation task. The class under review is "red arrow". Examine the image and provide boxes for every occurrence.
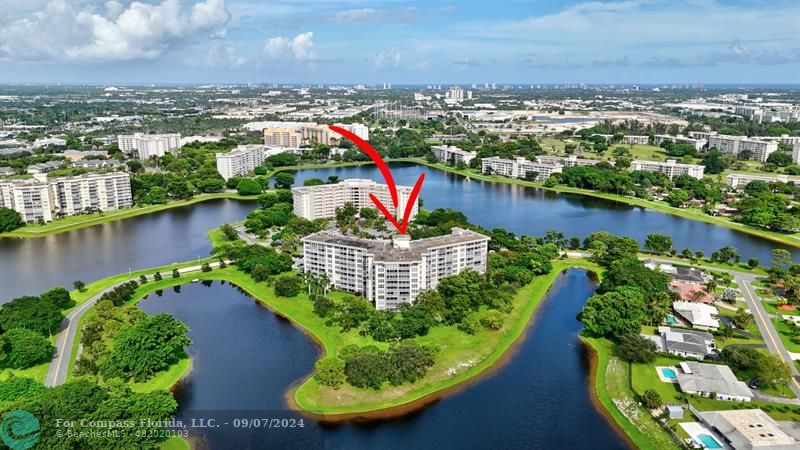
[328,125,424,235]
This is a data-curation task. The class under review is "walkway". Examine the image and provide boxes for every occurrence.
[44,261,225,387]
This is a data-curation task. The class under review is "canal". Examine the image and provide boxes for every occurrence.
[138,270,627,449]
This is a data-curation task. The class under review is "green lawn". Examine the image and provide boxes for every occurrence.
[160,436,190,450]
[764,301,800,317]
[631,356,683,403]
[772,319,800,353]
[131,358,191,393]
[582,337,681,450]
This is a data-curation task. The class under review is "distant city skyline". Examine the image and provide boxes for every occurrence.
[0,0,798,85]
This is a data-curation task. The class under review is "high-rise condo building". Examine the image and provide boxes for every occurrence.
[630,159,705,180]
[0,173,132,223]
[292,179,418,221]
[118,133,181,159]
[301,229,490,310]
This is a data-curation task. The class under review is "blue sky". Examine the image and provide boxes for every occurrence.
[1,0,798,84]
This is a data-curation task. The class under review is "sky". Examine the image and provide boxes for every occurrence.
[0,0,798,85]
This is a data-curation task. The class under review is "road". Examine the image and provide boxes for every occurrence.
[44,262,224,387]
[736,276,800,397]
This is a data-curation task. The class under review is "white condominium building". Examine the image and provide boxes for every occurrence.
[0,173,132,223]
[592,134,650,145]
[535,155,601,168]
[481,156,562,181]
[653,134,707,151]
[118,133,181,159]
[793,143,800,164]
[301,228,490,310]
[292,179,418,221]
[631,159,705,180]
[726,173,796,189]
[215,145,276,181]
[707,135,778,162]
[431,145,477,166]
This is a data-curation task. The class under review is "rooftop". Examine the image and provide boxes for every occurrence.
[302,228,490,262]
[677,362,753,399]
[699,409,797,448]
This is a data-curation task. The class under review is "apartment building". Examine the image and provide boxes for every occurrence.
[592,134,650,145]
[726,173,796,189]
[535,155,602,168]
[118,133,181,159]
[292,179,418,221]
[215,144,286,181]
[0,172,132,223]
[481,156,563,181]
[794,143,800,164]
[708,135,778,162]
[301,228,490,310]
[630,159,705,180]
[263,123,369,147]
[653,134,707,151]
[263,127,303,147]
[431,145,477,166]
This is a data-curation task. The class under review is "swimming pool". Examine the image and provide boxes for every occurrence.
[660,367,678,380]
[666,314,679,325]
[698,434,723,449]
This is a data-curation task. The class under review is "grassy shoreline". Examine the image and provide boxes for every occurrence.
[0,192,259,238]
[395,158,800,249]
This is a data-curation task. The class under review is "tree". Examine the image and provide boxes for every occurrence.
[644,233,674,255]
[153,271,162,281]
[733,307,753,329]
[702,149,727,174]
[274,275,302,297]
[314,357,346,388]
[236,178,262,196]
[73,280,86,292]
[640,389,663,410]
[303,178,325,187]
[0,296,64,335]
[747,257,760,269]
[615,333,658,363]
[756,355,791,387]
[172,268,180,278]
[273,172,295,189]
[0,207,24,232]
[481,310,505,330]
[579,288,647,338]
[40,286,72,308]
[665,189,690,207]
[98,313,190,381]
[220,223,238,241]
[2,328,54,369]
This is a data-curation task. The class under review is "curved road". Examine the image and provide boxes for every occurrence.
[44,262,223,387]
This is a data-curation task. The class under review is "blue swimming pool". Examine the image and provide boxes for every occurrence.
[666,314,679,325]
[698,434,723,449]
[660,368,678,380]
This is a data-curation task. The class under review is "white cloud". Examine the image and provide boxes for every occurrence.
[263,32,316,61]
[201,39,246,68]
[0,0,231,62]
[334,7,417,23]
[373,47,401,68]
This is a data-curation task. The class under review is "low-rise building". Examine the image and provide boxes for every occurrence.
[535,155,602,167]
[653,134,707,151]
[650,326,717,360]
[292,179,418,221]
[0,167,14,177]
[726,174,795,189]
[26,161,63,174]
[481,156,562,181]
[72,159,124,170]
[0,172,132,223]
[631,159,705,179]
[672,301,720,330]
[708,135,778,162]
[677,361,753,402]
[301,228,490,310]
[696,409,799,450]
[670,282,714,304]
[431,145,477,166]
